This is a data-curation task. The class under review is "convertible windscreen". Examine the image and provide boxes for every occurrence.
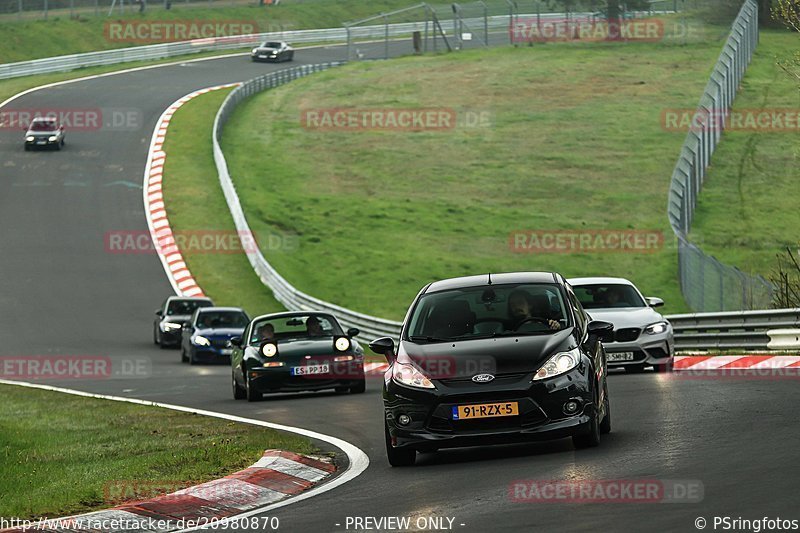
[573,284,646,309]
[249,314,343,344]
[406,283,569,342]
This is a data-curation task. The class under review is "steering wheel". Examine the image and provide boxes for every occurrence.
[513,317,552,331]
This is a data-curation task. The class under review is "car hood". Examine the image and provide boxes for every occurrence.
[400,328,575,378]
[251,337,342,358]
[162,314,192,324]
[195,327,245,337]
[585,307,665,328]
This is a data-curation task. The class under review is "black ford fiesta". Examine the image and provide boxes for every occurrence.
[369,272,614,466]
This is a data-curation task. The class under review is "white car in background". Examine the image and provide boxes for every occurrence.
[568,277,675,373]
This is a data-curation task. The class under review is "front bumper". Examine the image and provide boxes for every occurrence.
[604,332,674,367]
[190,346,234,363]
[251,53,280,62]
[25,138,59,147]
[247,361,365,393]
[384,363,597,451]
[159,328,182,345]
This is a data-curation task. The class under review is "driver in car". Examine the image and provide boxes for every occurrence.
[254,323,276,343]
[306,316,325,337]
[507,290,561,331]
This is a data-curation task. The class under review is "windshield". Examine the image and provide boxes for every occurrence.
[406,283,569,342]
[29,120,57,131]
[572,283,646,309]
[166,299,212,316]
[262,42,282,48]
[249,314,342,345]
[195,311,248,329]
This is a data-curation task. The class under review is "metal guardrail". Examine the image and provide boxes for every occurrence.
[211,63,800,352]
[666,0,774,312]
[0,14,524,81]
[212,63,405,343]
[667,309,800,350]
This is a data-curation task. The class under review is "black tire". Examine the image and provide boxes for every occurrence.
[54,142,61,151]
[24,145,30,151]
[350,380,366,394]
[232,372,246,400]
[573,394,601,449]
[61,138,65,147]
[188,351,197,365]
[246,374,261,402]
[654,361,674,373]
[153,325,159,345]
[181,348,188,363]
[599,386,611,435]
[385,422,416,467]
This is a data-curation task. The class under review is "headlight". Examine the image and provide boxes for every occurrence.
[193,335,210,346]
[644,321,668,335]
[335,337,350,352]
[252,48,258,54]
[48,136,57,142]
[533,347,580,381]
[392,361,435,389]
[261,342,278,357]
[26,136,34,142]
[163,322,181,331]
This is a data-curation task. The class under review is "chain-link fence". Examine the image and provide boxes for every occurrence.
[666,0,774,312]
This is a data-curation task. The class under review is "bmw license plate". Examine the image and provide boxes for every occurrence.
[220,349,232,356]
[608,352,635,362]
[452,402,519,420]
[291,364,330,376]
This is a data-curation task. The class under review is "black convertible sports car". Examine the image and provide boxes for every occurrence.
[369,272,614,466]
[231,311,365,401]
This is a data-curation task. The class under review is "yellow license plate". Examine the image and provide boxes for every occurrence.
[452,401,519,420]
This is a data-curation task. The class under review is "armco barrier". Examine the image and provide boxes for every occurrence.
[212,63,404,343]
[0,13,543,81]
[210,63,800,351]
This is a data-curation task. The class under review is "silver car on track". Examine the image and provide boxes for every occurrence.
[568,277,674,372]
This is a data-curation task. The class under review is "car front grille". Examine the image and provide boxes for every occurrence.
[614,327,641,342]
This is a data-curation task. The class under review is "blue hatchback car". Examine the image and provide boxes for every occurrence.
[181,307,250,365]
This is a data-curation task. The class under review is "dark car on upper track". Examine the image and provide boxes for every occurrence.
[180,307,250,365]
[231,311,365,401]
[250,40,294,62]
[24,117,65,151]
[369,272,614,466]
[153,296,214,349]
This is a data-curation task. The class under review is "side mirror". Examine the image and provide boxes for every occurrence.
[646,297,664,308]
[347,327,360,338]
[230,336,242,348]
[369,337,395,362]
[587,320,615,342]
[155,309,163,316]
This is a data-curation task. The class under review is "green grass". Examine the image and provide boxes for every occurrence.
[0,0,445,63]
[161,88,285,317]
[688,30,800,280]
[0,384,314,520]
[218,29,759,320]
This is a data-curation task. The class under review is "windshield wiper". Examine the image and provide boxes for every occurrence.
[408,335,452,343]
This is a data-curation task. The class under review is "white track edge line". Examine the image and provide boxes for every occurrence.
[0,378,369,532]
